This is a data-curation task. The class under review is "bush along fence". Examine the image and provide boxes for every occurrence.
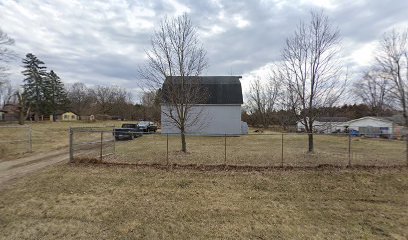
[0,125,32,156]
[69,127,408,168]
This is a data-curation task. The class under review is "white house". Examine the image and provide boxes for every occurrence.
[161,76,244,135]
[346,116,394,135]
[297,117,349,133]
[297,116,396,136]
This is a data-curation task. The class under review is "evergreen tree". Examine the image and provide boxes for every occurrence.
[22,53,47,121]
[45,70,69,120]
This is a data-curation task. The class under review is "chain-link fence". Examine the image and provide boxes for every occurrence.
[0,125,32,157]
[70,128,408,167]
[69,127,115,162]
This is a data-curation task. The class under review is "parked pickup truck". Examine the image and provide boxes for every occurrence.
[137,121,158,133]
[113,123,143,140]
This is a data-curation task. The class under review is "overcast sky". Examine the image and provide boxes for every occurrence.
[1,0,408,102]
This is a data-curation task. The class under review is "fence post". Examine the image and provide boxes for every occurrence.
[224,133,227,165]
[28,125,32,153]
[69,128,73,162]
[166,133,169,166]
[348,132,352,167]
[113,129,116,154]
[281,133,284,167]
[406,134,408,167]
[100,131,103,161]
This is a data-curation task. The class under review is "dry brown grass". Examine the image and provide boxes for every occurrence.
[0,121,122,161]
[1,121,406,167]
[110,133,406,167]
[0,164,407,239]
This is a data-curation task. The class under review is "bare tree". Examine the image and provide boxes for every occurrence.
[353,68,392,116]
[0,29,14,82]
[248,73,281,128]
[67,83,94,116]
[0,80,14,107]
[280,11,346,152]
[139,14,208,152]
[91,85,132,116]
[375,29,408,126]
[141,90,161,122]
[0,29,15,106]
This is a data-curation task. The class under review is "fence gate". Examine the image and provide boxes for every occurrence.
[69,127,115,162]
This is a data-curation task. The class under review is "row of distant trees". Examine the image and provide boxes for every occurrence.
[0,28,160,122]
[67,82,160,121]
[246,24,407,131]
[243,103,395,129]
[244,11,408,152]
[0,30,15,107]
[2,11,407,154]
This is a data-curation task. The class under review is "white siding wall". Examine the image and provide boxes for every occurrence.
[161,104,242,135]
[347,118,393,134]
[297,121,346,133]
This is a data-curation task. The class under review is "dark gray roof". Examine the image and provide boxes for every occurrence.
[162,76,243,105]
[316,117,349,122]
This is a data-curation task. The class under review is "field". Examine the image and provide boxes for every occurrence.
[0,122,407,239]
[0,164,407,239]
[0,121,122,161]
[1,121,407,167]
[108,133,407,167]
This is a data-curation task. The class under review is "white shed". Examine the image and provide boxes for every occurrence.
[346,116,394,135]
[161,76,244,135]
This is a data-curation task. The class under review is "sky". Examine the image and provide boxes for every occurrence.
[1,0,408,102]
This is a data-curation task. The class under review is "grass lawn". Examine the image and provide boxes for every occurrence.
[0,165,407,239]
[1,121,406,167]
[111,134,406,167]
[0,121,122,161]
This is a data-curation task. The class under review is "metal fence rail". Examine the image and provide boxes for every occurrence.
[0,125,32,155]
[69,127,115,161]
[69,128,408,167]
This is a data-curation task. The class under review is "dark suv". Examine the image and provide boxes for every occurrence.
[137,121,158,133]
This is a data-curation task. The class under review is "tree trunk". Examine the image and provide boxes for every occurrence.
[308,132,314,153]
[181,130,187,153]
[404,113,408,167]
[18,109,25,125]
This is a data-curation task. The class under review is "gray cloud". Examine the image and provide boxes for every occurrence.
[1,0,407,102]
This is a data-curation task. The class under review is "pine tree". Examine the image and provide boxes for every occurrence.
[22,53,47,121]
[45,70,69,120]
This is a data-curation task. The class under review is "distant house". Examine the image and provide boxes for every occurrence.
[0,104,20,121]
[0,110,5,121]
[61,112,78,121]
[346,116,395,136]
[297,116,397,136]
[161,76,244,135]
[297,117,349,133]
[383,114,407,138]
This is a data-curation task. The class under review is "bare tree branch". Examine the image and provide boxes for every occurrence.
[375,29,408,126]
[139,14,208,152]
[279,10,346,152]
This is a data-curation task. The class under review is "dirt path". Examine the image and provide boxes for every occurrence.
[0,150,69,189]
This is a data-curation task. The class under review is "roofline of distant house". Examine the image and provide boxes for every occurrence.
[160,103,242,106]
[166,75,242,78]
[346,116,394,124]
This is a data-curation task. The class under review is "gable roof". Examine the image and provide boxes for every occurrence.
[346,116,394,125]
[316,117,349,122]
[162,76,243,105]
